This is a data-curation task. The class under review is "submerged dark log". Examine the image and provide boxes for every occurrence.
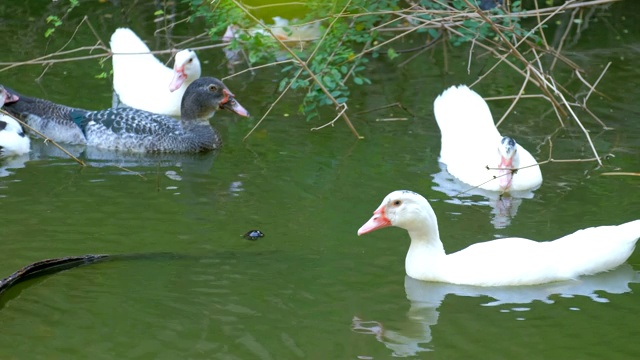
[0,240,261,300]
[0,254,109,296]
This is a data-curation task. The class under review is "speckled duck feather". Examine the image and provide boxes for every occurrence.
[2,78,244,153]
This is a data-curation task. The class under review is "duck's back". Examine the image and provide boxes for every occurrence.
[442,220,640,286]
[434,85,501,166]
[443,238,558,286]
[80,108,219,152]
[549,220,640,277]
[3,94,87,144]
[111,28,180,115]
[433,86,505,191]
[433,85,542,192]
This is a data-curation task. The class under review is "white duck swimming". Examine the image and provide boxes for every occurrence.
[358,190,640,286]
[110,28,201,116]
[433,85,542,192]
[0,86,30,157]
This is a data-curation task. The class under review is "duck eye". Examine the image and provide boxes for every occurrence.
[393,200,402,206]
[188,58,193,63]
[209,85,218,92]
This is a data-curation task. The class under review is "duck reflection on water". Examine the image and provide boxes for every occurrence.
[352,265,640,357]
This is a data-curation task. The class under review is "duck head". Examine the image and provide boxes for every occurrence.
[169,49,202,92]
[358,190,435,235]
[497,136,518,190]
[181,77,249,120]
[0,86,19,105]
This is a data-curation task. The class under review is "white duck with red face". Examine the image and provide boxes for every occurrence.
[111,28,202,116]
[168,49,201,93]
[358,190,640,286]
[433,85,542,192]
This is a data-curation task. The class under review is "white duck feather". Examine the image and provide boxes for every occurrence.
[0,86,30,158]
[358,190,640,286]
[434,85,542,192]
[110,28,201,116]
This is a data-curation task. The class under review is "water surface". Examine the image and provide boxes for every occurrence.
[0,1,639,358]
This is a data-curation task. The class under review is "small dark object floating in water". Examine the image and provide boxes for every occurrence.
[243,230,264,241]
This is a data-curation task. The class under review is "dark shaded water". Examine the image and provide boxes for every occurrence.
[1,1,639,358]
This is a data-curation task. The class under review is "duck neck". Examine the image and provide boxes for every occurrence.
[179,120,220,151]
[405,218,447,281]
[181,107,216,124]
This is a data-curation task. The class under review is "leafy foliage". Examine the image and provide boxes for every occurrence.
[36,0,541,121]
[45,0,79,38]
[45,0,544,119]
[185,0,536,121]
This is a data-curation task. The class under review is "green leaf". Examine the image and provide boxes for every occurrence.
[387,48,399,60]
[304,102,316,111]
[291,79,303,90]
[306,112,319,122]
[323,75,336,89]
[278,78,289,92]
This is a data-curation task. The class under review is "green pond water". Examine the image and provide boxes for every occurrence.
[0,1,639,359]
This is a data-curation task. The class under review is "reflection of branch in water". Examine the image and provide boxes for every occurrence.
[353,102,416,118]
[430,163,527,229]
[352,315,433,357]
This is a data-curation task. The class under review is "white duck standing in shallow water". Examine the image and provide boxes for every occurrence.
[0,86,30,158]
[110,27,201,116]
[2,78,249,153]
[358,190,640,286]
[433,85,542,192]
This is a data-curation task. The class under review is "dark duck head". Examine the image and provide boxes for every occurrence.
[181,77,249,121]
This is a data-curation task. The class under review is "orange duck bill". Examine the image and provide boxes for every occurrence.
[220,89,250,117]
[357,206,392,235]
